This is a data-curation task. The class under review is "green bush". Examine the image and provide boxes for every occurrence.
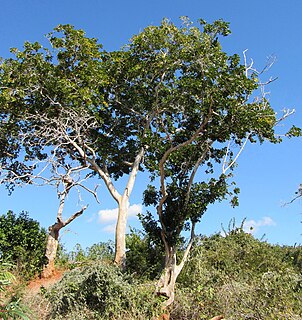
[126,228,163,279]
[173,229,302,319]
[46,261,161,319]
[0,210,47,279]
[57,241,115,270]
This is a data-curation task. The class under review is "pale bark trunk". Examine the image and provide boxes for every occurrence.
[70,137,145,269]
[114,196,129,268]
[157,226,195,308]
[113,147,145,268]
[41,221,63,278]
[156,247,181,308]
[41,205,87,278]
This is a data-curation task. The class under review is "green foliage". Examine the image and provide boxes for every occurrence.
[0,211,47,279]
[126,228,163,279]
[126,17,280,257]
[0,23,145,186]
[173,229,302,319]
[38,232,301,319]
[286,125,302,137]
[59,241,114,269]
[0,263,31,320]
[45,262,161,319]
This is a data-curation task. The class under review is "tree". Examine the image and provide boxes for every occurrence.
[0,120,101,277]
[0,140,102,278]
[0,25,150,268]
[38,159,98,278]
[114,18,294,306]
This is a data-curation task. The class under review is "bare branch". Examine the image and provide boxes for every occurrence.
[176,221,196,276]
[283,184,302,206]
[63,205,88,227]
[275,108,296,125]
[222,133,251,174]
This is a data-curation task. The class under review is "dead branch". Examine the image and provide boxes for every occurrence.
[63,205,88,226]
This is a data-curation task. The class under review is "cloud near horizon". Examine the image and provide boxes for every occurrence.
[98,203,142,233]
[102,224,116,233]
[243,216,276,234]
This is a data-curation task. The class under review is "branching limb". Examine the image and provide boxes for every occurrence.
[185,142,212,205]
[222,133,251,174]
[176,221,196,276]
[63,205,88,226]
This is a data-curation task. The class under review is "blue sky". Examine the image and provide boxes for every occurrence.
[0,0,301,251]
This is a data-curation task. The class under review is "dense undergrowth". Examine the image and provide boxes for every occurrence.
[1,224,301,319]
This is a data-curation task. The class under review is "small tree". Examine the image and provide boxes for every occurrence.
[0,131,100,277]
[39,159,99,278]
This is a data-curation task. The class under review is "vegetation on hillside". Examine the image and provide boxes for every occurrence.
[25,228,302,319]
[0,263,31,320]
[0,17,301,319]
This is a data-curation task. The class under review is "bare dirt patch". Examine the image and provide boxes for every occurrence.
[27,269,65,294]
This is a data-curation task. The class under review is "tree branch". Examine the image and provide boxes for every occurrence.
[63,205,88,226]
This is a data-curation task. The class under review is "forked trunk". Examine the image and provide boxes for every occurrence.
[97,147,144,269]
[41,205,87,278]
[157,228,195,308]
[41,220,63,278]
[114,196,129,269]
[156,247,182,308]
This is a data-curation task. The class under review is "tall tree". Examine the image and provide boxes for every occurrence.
[0,25,149,267]
[117,18,294,306]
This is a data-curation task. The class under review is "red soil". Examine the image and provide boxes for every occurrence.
[27,269,64,294]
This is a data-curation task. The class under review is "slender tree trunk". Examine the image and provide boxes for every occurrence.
[41,220,63,278]
[113,147,145,268]
[114,196,129,269]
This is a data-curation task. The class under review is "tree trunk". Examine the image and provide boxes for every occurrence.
[41,220,63,278]
[114,196,129,269]
[113,148,145,268]
[156,246,182,308]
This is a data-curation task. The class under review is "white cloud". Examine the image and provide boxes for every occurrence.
[128,203,142,217]
[98,207,119,223]
[243,216,276,234]
[97,203,142,232]
[102,224,116,234]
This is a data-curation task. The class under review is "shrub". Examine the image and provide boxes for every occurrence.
[57,241,115,270]
[173,229,302,319]
[0,210,47,279]
[45,261,161,319]
[126,228,163,279]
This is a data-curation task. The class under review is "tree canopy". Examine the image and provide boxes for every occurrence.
[0,18,296,282]
[115,17,292,305]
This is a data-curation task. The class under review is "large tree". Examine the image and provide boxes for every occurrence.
[0,19,297,275]
[115,18,294,306]
[0,25,149,267]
